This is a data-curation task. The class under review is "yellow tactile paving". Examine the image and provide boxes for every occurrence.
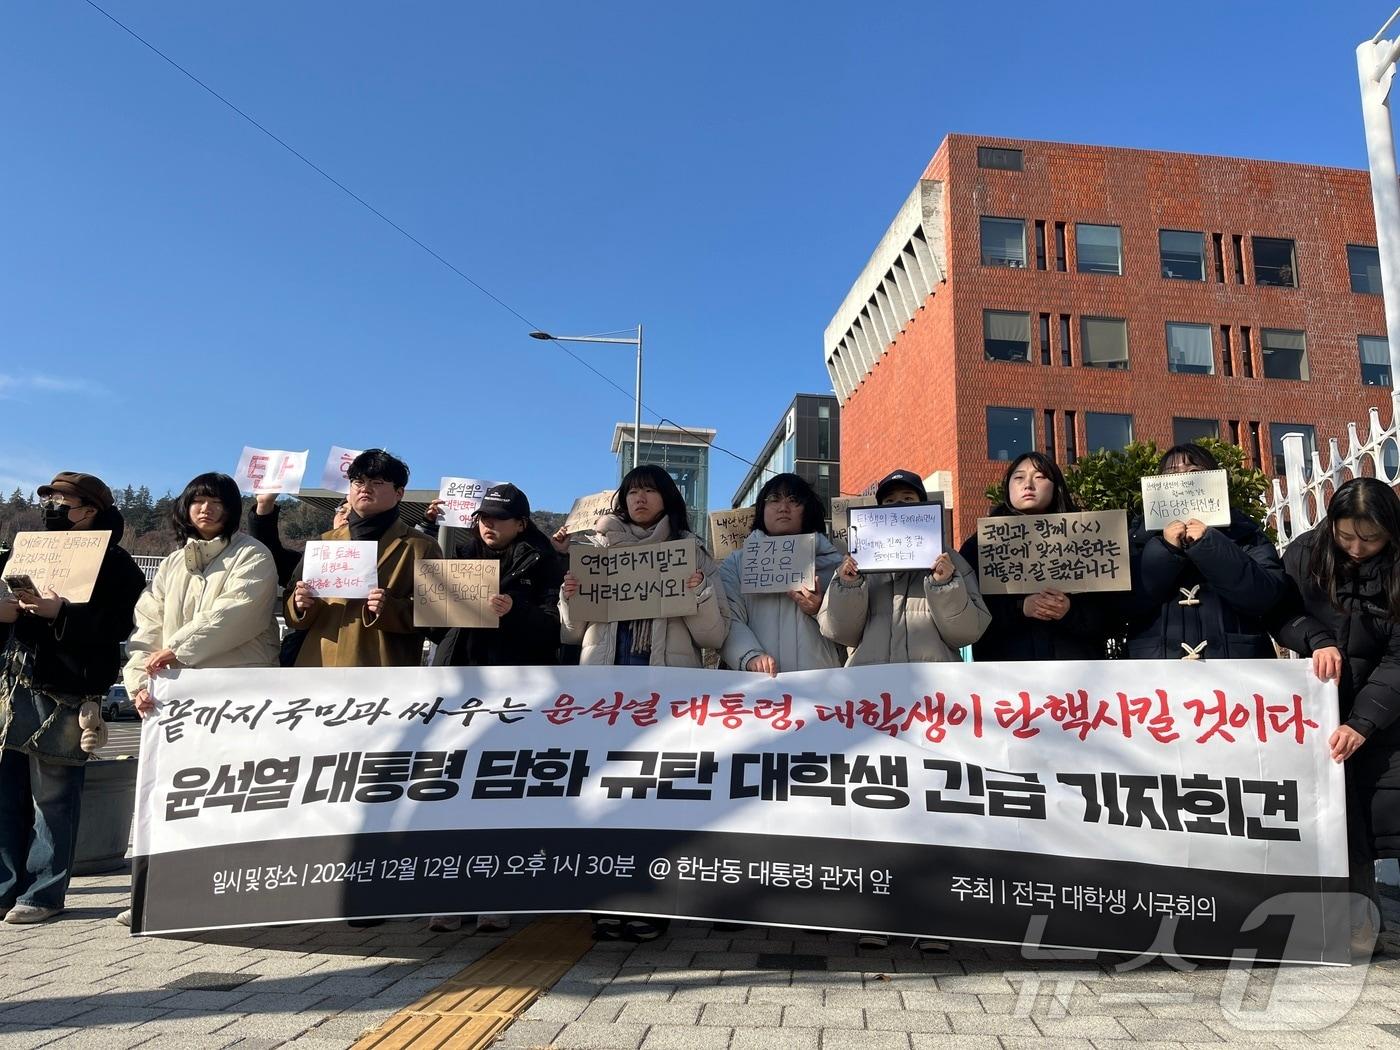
[352,916,595,1050]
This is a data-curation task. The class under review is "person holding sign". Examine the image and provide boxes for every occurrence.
[248,494,349,667]
[286,450,441,669]
[958,453,1108,661]
[719,473,844,675]
[0,473,145,925]
[1124,444,1285,661]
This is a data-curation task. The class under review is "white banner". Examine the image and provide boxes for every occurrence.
[132,661,1348,963]
[234,447,309,495]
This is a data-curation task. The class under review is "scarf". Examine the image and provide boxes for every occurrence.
[347,503,401,542]
[594,513,674,655]
[183,535,230,575]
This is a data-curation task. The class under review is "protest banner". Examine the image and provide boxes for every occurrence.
[1141,469,1232,531]
[740,532,817,594]
[5,531,113,603]
[709,507,756,560]
[302,541,378,599]
[414,560,500,629]
[234,447,309,495]
[563,490,617,537]
[568,539,698,622]
[976,510,1130,594]
[318,446,363,495]
[848,502,944,572]
[437,477,501,528]
[830,495,876,552]
[132,659,1348,964]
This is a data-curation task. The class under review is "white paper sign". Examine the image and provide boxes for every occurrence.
[848,502,944,572]
[234,447,309,495]
[740,532,817,594]
[319,446,364,495]
[437,477,502,528]
[1141,469,1231,531]
[302,541,378,599]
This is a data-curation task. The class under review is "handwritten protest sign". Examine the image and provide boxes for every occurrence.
[437,477,502,528]
[976,510,1130,594]
[318,446,363,495]
[5,531,113,603]
[234,447,308,494]
[414,560,500,629]
[830,495,877,552]
[849,502,944,572]
[568,539,698,622]
[302,541,378,599]
[564,490,616,536]
[709,507,756,560]
[740,532,816,594]
[1141,469,1231,531]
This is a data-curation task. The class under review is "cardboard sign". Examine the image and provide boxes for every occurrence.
[830,495,877,552]
[564,490,617,536]
[302,541,378,599]
[976,510,1130,594]
[437,477,502,528]
[234,447,309,494]
[740,532,817,594]
[5,530,113,603]
[568,539,698,622]
[414,560,500,629]
[709,507,756,560]
[1141,469,1231,531]
[319,446,364,495]
[848,502,944,572]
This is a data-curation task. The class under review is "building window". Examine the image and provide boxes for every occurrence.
[816,403,833,458]
[1231,235,1246,283]
[1360,335,1392,387]
[1043,409,1056,458]
[1211,233,1225,282]
[1054,222,1067,272]
[1220,325,1234,377]
[1080,316,1129,370]
[1241,325,1254,379]
[1252,236,1298,287]
[1038,313,1051,366]
[1065,409,1078,463]
[1269,423,1317,476]
[1260,328,1309,380]
[1160,230,1206,281]
[1058,314,1071,366]
[1349,244,1382,295]
[1034,221,1047,270]
[983,310,1031,362]
[978,146,1023,171]
[987,407,1034,461]
[1173,417,1219,445]
[1166,322,1214,375]
[1076,224,1123,275]
[980,217,1026,268]
[1085,412,1133,453]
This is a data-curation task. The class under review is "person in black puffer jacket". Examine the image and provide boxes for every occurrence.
[1123,443,1286,661]
[1274,477,1400,956]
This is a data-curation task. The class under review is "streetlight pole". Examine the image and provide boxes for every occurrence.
[1359,8,1400,387]
[530,325,645,466]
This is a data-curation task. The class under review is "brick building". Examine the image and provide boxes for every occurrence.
[824,134,1394,542]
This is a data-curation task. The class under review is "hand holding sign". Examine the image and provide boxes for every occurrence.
[414,560,501,629]
[740,532,816,594]
[976,510,1130,594]
[5,531,113,603]
[1141,469,1230,532]
[436,477,501,528]
[302,541,378,599]
[847,503,943,572]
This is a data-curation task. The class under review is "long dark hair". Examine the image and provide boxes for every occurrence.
[995,452,1076,514]
[1309,477,1400,620]
[613,464,691,536]
[750,472,827,537]
[172,472,242,542]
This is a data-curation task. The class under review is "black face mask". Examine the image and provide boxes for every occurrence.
[42,502,76,532]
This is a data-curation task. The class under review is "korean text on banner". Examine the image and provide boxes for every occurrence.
[319,447,364,495]
[848,502,943,572]
[831,495,876,553]
[563,490,617,537]
[234,447,309,495]
[414,560,500,629]
[5,531,113,603]
[709,508,756,561]
[740,532,816,594]
[567,539,698,622]
[977,510,1130,594]
[437,477,501,528]
[302,541,378,599]
[132,659,1347,965]
[1141,469,1231,531]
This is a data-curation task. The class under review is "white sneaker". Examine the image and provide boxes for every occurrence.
[427,915,462,932]
[475,914,510,933]
[4,904,61,925]
[858,932,889,949]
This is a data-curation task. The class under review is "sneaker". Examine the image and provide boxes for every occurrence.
[623,919,664,942]
[4,904,60,925]
[116,908,132,928]
[475,914,510,933]
[858,933,889,949]
[427,915,463,933]
[592,917,623,941]
[915,937,950,953]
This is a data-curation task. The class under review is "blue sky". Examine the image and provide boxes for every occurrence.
[0,1,1389,513]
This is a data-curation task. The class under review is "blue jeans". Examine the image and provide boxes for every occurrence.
[0,747,86,910]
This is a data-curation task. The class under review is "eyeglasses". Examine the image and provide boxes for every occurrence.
[764,495,802,508]
[349,478,394,491]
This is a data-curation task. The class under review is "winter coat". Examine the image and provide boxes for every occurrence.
[286,519,441,668]
[1123,511,1286,660]
[246,503,303,586]
[818,549,990,665]
[431,525,564,667]
[123,532,280,694]
[719,533,846,672]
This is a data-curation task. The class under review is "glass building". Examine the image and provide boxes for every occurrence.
[613,423,717,544]
[731,394,841,522]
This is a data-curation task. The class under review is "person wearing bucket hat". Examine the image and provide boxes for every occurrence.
[0,472,145,924]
